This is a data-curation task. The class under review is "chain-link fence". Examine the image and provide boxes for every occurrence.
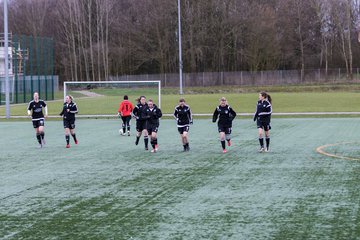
[109,68,360,87]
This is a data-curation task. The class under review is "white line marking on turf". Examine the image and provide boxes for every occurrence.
[2,112,360,119]
[316,142,360,161]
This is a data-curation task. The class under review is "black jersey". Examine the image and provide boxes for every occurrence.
[212,105,236,127]
[60,101,78,120]
[254,99,272,122]
[27,100,47,121]
[173,105,193,127]
[133,103,150,121]
[148,104,162,127]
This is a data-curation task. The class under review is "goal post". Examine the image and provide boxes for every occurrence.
[63,80,161,116]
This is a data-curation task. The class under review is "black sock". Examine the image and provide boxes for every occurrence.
[259,138,264,148]
[127,126,130,132]
[40,132,45,140]
[71,133,77,142]
[266,137,270,149]
[183,144,187,150]
[221,140,226,150]
[186,143,189,150]
[135,136,140,145]
[144,136,149,148]
[154,138,157,146]
[122,125,126,133]
[66,135,70,144]
[151,139,155,149]
[36,133,41,144]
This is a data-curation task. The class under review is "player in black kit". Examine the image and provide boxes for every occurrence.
[173,98,193,151]
[59,95,78,148]
[27,92,48,148]
[212,97,236,153]
[132,96,150,150]
[147,99,162,153]
[253,92,272,152]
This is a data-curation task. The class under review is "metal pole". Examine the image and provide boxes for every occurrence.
[4,0,10,118]
[177,0,183,95]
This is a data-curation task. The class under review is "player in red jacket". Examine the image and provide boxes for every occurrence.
[118,95,134,136]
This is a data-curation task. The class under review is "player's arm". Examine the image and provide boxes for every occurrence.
[132,105,139,119]
[27,102,32,116]
[212,108,219,123]
[59,105,64,116]
[70,103,78,114]
[253,103,259,121]
[41,101,48,117]
[157,108,163,119]
[188,107,193,124]
[229,106,236,120]
[266,102,272,115]
[44,106,48,117]
[173,107,178,120]
[118,102,123,116]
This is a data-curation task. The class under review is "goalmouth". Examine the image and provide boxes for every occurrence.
[63,80,161,117]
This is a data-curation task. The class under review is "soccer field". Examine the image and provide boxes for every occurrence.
[1,118,360,239]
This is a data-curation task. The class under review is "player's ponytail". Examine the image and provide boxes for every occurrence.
[267,94,272,104]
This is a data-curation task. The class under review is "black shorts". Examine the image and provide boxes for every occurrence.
[136,120,148,132]
[178,126,190,134]
[257,120,271,131]
[218,125,232,134]
[32,119,45,128]
[148,125,159,135]
[64,119,75,129]
[121,116,131,125]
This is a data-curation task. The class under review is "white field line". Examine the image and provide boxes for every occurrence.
[2,112,360,119]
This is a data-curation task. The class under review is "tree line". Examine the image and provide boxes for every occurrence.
[2,0,360,81]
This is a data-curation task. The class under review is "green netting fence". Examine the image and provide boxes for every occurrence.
[0,34,57,105]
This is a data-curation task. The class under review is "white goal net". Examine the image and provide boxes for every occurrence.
[63,81,161,117]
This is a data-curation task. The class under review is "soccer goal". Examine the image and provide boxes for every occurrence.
[63,81,161,116]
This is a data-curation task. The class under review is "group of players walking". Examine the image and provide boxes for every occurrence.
[27,91,272,153]
[116,92,272,153]
[27,92,79,148]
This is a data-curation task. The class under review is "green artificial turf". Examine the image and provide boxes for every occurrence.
[1,118,360,239]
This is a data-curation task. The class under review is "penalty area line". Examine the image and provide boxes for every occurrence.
[316,142,360,161]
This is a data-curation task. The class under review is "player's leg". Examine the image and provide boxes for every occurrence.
[150,130,158,152]
[38,121,45,144]
[258,127,264,152]
[148,129,154,151]
[226,128,232,147]
[153,131,158,151]
[219,131,226,152]
[65,127,71,148]
[183,127,190,151]
[121,116,126,135]
[34,123,42,146]
[265,124,271,152]
[143,127,149,150]
[70,122,78,144]
[126,116,131,136]
[135,121,142,145]
[181,134,187,151]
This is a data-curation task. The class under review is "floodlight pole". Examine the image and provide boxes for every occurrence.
[177,0,183,95]
[4,0,10,118]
